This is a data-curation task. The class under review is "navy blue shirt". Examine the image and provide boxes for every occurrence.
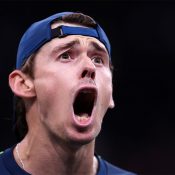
[0,147,136,175]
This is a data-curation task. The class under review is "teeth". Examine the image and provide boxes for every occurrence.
[77,113,89,122]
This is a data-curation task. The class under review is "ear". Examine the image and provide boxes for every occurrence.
[109,94,115,109]
[9,70,36,98]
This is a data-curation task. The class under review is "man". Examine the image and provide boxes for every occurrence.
[0,12,137,175]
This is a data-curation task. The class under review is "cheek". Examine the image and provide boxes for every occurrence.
[33,72,71,118]
[34,80,59,119]
[96,70,113,119]
[97,70,113,104]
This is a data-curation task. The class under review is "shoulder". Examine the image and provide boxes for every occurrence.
[97,155,137,175]
[0,148,12,175]
[103,160,137,175]
[0,146,31,175]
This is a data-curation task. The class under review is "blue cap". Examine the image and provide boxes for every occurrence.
[16,12,111,69]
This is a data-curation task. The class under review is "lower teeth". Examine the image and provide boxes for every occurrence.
[77,113,89,122]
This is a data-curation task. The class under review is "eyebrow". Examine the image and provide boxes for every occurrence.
[50,39,80,56]
[90,41,108,54]
[58,39,80,50]
[50,38,108,57]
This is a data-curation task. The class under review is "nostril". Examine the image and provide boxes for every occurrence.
[91,72,95,79]
[81,69,95,79]
[82,70,88,78]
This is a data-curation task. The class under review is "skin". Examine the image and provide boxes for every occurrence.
[9,23,114,175]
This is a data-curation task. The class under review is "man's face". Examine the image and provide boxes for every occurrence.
[32,26,114,146]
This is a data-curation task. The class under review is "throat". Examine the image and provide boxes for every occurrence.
[62,155,98,175]
[14,140,98,175]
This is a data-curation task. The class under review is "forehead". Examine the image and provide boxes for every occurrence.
[50,35,107,51]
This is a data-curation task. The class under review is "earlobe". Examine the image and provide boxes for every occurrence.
[109,95,115,109]
[9,70,36,98]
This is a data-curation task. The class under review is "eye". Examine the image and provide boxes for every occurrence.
[92,56,104,65]
[60,52,70,59]
[59,52,71,60]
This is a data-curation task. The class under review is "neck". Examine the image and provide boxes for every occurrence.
[14,134,98,175]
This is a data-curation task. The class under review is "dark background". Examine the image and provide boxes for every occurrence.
[0,1,175,174]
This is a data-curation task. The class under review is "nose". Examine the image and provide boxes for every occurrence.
[81,58,96,80]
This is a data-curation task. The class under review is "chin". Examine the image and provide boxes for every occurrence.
[69,138,94,148]
[66,129,99,148]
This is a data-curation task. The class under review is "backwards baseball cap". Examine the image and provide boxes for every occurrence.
[16,12,111,69]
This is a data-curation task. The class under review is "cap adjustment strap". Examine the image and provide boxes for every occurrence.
[51,25,99,39]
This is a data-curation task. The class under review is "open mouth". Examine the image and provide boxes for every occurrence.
[73,88,97,121]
